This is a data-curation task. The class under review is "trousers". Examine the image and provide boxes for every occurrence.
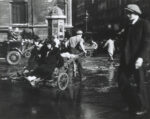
[117,67,149,111]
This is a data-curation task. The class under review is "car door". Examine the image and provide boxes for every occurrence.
[0,42,8,58]
[0,31,9,58]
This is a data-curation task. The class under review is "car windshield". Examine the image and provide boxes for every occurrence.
[0,32,8,42]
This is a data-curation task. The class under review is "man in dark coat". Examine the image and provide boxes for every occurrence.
[31,40,64,80]
[27,40,43,70]
[25,40,64,86]
[118,4,150,115]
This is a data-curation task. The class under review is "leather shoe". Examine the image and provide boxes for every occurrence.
[135,110,147,116]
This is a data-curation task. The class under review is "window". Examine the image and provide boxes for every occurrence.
[11,2,28,24]
[91,0,95,4]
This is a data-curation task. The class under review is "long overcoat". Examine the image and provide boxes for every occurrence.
[120,18,150,73]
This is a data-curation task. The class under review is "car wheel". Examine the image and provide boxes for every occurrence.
[6,51,21,65]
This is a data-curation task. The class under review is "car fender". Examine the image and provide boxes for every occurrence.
[10,48,22,55]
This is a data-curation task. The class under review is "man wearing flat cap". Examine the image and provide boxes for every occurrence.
[117,4,150,115]
[65,30,87,81]
[66,30,87,54]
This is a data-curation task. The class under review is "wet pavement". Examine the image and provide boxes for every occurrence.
[0,56,150,119]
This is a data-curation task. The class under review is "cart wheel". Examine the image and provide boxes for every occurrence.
[57,73,69,91]
[73,62,80,82]
[6,51,21,65]
[93,42,98,49]
[67,62,74,84]
[24,51,31,58]
[85,50,92,57]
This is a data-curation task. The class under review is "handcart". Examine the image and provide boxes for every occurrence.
[25,53,81,91]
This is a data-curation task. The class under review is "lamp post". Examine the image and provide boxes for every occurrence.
[31,0,34,35]
[64,0,72,28]
[85,10,89,32]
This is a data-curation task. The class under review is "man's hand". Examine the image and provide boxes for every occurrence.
[84,50,87,54]
[38,54,41,58]
[135,58,143,69]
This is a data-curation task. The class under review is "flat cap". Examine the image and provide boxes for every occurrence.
[76,30,83,35]
[125,4,142,15]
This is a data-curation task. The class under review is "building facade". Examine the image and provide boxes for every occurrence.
[0,0,72,40]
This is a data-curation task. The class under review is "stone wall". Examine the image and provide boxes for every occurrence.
[0,0,72,40]
[0,0,10,26]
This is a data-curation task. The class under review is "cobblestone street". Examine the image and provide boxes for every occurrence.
[0,56,150,119]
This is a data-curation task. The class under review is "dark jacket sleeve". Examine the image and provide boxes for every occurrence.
[54,48,64,68]
[57,54,64,68]
[139,20,150,61]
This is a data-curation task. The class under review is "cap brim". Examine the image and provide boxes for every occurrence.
[77,33,83,35]
[124,8,141,15]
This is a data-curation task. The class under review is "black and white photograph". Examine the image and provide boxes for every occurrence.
[0,0,150,119]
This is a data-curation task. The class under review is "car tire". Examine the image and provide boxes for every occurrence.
[6,51,21,65]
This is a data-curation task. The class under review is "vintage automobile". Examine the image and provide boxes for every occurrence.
[0,29,32,65]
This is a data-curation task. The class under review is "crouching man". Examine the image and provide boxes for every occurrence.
[25,40,64,87]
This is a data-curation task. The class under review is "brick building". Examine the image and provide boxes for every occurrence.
[0,0,72,40]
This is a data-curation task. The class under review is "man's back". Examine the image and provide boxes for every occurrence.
[69,36,84,48]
